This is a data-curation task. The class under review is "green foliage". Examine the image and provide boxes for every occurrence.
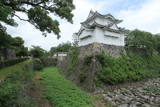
[0,30,12,49]
[0,3,16,26]
[84,55,94,65]
[11,37,29,57]
[0,59,34,107]
[79,72,87,83]
[68,48,80,73]
[0,0,75,37]
[96,53,160,85]
[11,37,24,47]
[0,58,28,69]
[0,34,28,58]
[29,46,47,58]
[40,58,57,67]
[126,29,159,55]
[0,82,21,107]
[16,46,29,57]
[0,59,32,80]
[50,42,73,56]
[33,59,43,71]
[143,87,160,94]
[39,67,94,107]
[154,34,160,54]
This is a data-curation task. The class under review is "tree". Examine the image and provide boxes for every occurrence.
[10,37,29,57]
[11,37,24,47]
[0,30,12,49]
[0,27,28,58]
[154,34,160,54]
[29,46,46,58]
[50,42,72,55]
[16,46,28,57]
[126,29,156,55]
[56,42,72,52]
[0,0,75,38]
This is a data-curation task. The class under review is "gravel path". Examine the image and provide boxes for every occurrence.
[102,78,160,107]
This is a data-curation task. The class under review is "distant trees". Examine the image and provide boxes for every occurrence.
[0,0,75,38]
[0,32,28,58]
[11,37,28,57]
[0,30,12,49]
[154,34,160,54]
[50,42,73,56]
[29,46,48,58]
[126,29,160,55]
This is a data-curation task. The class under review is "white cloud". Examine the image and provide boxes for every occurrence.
[6,0,160,51]
[7,0,108,51]
[118,0,160,34]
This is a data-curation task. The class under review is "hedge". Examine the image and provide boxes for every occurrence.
[40,58,57,67]
[95,53,160,85]
[0,58,28,69]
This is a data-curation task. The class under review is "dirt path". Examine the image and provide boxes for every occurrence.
[29,74,52,107]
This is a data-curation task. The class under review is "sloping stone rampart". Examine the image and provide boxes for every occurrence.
[78,43,125,58]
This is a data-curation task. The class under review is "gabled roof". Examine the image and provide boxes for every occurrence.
[84,21,128,34]
[81,10,123,25]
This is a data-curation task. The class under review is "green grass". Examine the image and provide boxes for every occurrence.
[0,59,32,80]
[39,67,94,107]
[0,59,34,107]
[143,87,160,94]
[95,53,160,85]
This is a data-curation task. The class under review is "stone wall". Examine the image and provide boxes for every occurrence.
[0,48,16,60]
[59,43,125,92]
[58,55,101,92]
[78,43,125,58]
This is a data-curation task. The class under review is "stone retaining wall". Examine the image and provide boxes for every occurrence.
[59,43,125,92]
[78,43,125,58]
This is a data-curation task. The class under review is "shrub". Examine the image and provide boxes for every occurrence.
[0,58,28,69]
[33,59,43,71]
[68,48,80,72]
[40,58,57,67]
[0,60,34,107]
[96,53,160,85]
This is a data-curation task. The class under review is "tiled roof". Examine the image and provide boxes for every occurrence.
[81,11,122,25]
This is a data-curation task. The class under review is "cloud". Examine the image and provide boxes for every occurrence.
[6,0,160,51]
[118,0,160,34]
[6,0,108,51]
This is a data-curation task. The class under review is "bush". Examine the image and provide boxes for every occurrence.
[0,58,28,69]
[40,58,57,67]
[33,59,43,71]
[96,53,160,85]
[68,48,80,73]
[0,60,34,107]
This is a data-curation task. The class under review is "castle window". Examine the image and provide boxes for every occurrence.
[104,35,119,38]
[80,35,92,40]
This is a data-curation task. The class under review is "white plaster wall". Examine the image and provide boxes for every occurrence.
[78,30,96,46]
[110,24,118,30]
[95,17,111,26]
[87,17,111,26]
[78,27,125,46]
[103,30,125,46]
[79,30,93,39]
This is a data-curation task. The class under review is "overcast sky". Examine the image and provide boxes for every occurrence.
[6,0,160,51]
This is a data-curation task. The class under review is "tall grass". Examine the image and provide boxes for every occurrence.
[96,53,160,85]
[0,59,32,80]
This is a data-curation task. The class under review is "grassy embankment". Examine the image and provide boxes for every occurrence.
[0,59,35,107]
[95,53,160,85]
[0,59,32,80]
[39,67,95,107]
